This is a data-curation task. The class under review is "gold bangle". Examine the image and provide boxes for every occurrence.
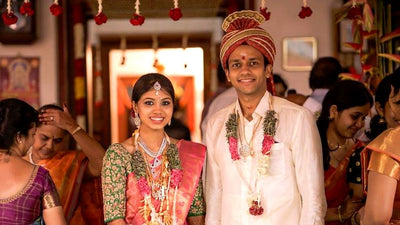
[338,205,344,223]
[71,126,82,135]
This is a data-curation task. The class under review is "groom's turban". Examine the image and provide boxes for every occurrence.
[220,10,276,71]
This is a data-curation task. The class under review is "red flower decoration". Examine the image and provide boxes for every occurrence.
[298,6,312,19]
[260,7,271,21]
[130,13,145,26]
[262,135,274,155]
[20,2,34,16]
[249,200,264,216]
[137,177,151,196]
[49,3,62,16]
[347,6,362,20]
[2,12,18,25]
[228,136,240,160]
[169,7,182,21]
[94,12,108,25]
[170,169,183,188]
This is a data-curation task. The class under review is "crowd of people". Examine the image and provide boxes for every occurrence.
[0,9,400,225]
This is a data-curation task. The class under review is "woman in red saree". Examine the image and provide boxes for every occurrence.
[316,80,373,224]
[102,73,206,225]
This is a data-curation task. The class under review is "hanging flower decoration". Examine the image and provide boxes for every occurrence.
[166,143,183,188]
[132,150,151,196]
[2,0,17,25]
[225,113,239,161]
[130,0,145,26]
[298,0,312,19]
[50,0,63,16]
[259,0,271,21]
[20,0,34,16]
[169,0,182,21]
[94,0,107,25]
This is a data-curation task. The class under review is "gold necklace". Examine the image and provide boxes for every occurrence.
[327,139,347,152]
[238,114,263,158]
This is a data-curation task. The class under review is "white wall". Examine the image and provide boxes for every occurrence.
[259,0,342,95]
[0,0,58,106]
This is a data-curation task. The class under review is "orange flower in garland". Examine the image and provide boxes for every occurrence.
[2,0,17,25]
[20,1,34,16]
[169,0,182,21]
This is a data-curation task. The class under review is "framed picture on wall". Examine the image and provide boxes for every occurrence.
[0,56,40,108]
[283,37,317,71]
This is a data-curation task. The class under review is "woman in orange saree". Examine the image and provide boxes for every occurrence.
[26,104,105,225]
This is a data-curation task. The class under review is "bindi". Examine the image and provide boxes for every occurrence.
[242,56,246,60]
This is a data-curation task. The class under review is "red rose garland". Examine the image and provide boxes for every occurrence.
[225,109,278,216]
[94,0,107,25]
[298,0,312,19]
[130,0,145,26]
[20,1,34,16]
[169,0,182,21]
[50,0,62,16]
[2,0,17,25]
[259,0,271,21]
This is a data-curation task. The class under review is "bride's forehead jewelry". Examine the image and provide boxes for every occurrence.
[153,81,161,96]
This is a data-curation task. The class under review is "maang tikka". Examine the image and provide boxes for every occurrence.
[153,81,161,96]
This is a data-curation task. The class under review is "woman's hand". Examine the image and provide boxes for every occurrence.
[340,197,364,221]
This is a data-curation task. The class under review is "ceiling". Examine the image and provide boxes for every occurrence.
[86,0,227,19]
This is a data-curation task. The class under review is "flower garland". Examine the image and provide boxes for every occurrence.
[2,0,17,26]
[20,0,34,16]
[225,109,278,216]
[94,0,108,25]
[225,110,277,161]
[259,0,271,21]
[169,0,182,21]
[298,0,313,19]
[132,132,183,224]
[50,0,62,16]
[130,0,145,26]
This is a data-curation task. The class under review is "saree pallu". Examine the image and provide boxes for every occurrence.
[361,126,400,223]
[325,140,363,225]
[125,140,206,225]
[39,151,87,223]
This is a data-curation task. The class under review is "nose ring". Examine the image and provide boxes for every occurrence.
[50,116,54,121]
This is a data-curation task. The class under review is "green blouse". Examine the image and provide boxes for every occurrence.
[102,143,205,223]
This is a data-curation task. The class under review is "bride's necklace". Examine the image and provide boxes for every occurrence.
[132,130,183,225]
[139,136,167,158]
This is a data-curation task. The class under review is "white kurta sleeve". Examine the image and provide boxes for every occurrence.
[290,109,327,225]
[204,119,222,225]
